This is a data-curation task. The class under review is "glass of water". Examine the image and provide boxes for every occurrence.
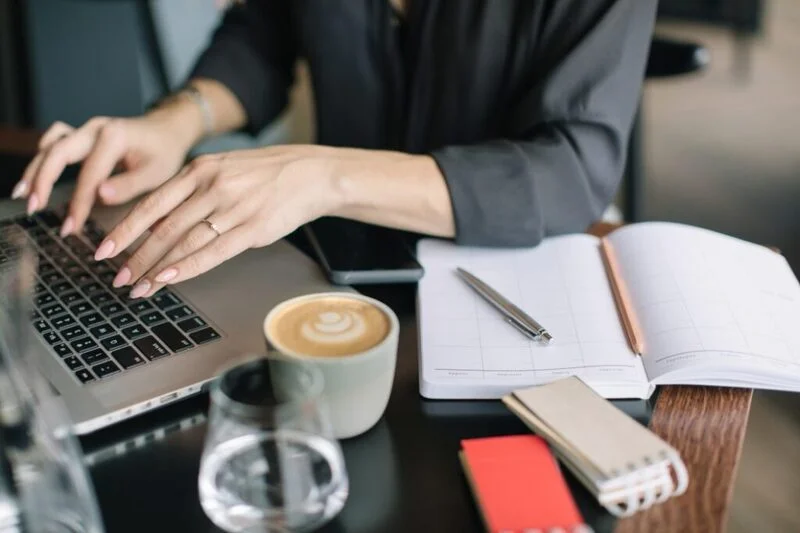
[198,356,348,533]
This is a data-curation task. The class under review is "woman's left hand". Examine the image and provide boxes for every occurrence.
[94,145,346,299]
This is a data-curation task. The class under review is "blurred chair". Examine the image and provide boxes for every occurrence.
[622,36,710,222]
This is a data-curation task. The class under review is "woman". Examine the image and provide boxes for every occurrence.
[15,0,656,299]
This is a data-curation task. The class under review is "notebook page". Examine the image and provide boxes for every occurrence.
[607,222,800,382]
[417,235,650,399]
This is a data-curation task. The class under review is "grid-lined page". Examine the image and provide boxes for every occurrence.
[607,222,800,383]
[417,236,650,399]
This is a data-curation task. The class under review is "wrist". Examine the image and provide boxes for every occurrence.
[144,92,206,153]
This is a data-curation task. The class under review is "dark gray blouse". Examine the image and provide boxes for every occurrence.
[191,0,657,247]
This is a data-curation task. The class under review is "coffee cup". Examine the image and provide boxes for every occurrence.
[263,292,399,439]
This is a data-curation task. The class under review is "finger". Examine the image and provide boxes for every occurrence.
[115,191,215,287]
[13,153,44,199]
[94,165,202,262]
[132,224,252,299]
[38,121,74,150]
[65,121,128,235]
[31,120,107,212]
[97,164,165,206]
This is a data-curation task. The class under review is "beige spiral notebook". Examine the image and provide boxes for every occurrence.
[503,377,688,517]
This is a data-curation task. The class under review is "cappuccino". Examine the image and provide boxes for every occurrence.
[267,296,390,357]
[264,293,399,439]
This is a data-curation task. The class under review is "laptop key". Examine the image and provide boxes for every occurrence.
[133,336,169,360]
[64,264,84,277]
[38,261,56,275]
[69,302,93,316]
[81,349,108,366]
[36,210,62,227]
[33,319,50,333]
[61,325,87,341]
[111,313,135,328]
[129,300,153,314]
[74,368,95,384]
[121,324,147,340]
[52,281,74,295]
[189,328,221,345]
[165,305,192,321]
[42,330,61,345]
[14,215,37,229]
[89,262,115,276]
[101,335,126,351]
[61,291,83,305]
[64,356,83,371]
[70,337,98,353]
[91,292,116,306]
[80,282,104,295]
[151,323,192,352]
[41,303,65,318]
[73,272,94,286]
[51,314,76,329]
[92,360,120,378]
[89,324,115,338]
[141,311,166,326]
[35,293,55,306]
[176,316,207,333]
[152,291,182,310]
[98,271,116,286]
[40,271,63,285]
[110,347,145,369]
[53,343,72,358]
[35,282,47,294]
[99,302,124,316]
[79,313,104,327]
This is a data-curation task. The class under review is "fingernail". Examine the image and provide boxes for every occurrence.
[129,279,151,299]
[155,268,178,283]
[11,181,28,199]
[112,266,131,288]
[26,194,38,215]
[59,216,74,237]
[94,239,115,261]
[99,183,114,199]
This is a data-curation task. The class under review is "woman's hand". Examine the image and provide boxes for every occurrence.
[94,146,347,299]
[14,109,201,236]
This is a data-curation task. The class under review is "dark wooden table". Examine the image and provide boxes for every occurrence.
[0,127,752,532]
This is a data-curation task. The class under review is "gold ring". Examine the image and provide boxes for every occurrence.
[201,218,222,237]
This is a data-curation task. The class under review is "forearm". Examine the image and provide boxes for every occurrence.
[144,78,247,153]
[329,150,456,238]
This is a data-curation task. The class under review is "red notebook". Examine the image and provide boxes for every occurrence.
[460,435,588,533]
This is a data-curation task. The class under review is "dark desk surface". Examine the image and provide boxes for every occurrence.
[1,127,752,533]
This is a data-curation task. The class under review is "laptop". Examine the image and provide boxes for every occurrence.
[0,185,338,434]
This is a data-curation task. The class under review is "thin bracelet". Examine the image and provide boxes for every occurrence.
[182,85,215,137]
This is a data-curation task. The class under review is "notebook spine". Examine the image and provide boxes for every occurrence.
[602,451,689,517]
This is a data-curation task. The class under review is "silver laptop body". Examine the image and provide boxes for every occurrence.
[0,186,337,434]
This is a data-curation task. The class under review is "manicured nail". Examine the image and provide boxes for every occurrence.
[26,194,38,215]
[94,239,115,261]
[99,183,115,199]
[59,216,74,237]
[129,279,151,299]
[11,181,28,199]
[112,266,131,288]
[155,268,178,283]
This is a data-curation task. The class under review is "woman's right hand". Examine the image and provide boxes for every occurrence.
[15,112,197,236]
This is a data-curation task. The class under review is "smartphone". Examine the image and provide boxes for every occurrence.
[304,218,424,285]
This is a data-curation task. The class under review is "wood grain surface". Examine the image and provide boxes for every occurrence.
[615,386,753,533]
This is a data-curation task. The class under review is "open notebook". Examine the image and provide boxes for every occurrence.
[417,222,800,399]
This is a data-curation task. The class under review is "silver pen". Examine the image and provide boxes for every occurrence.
[456,267,553,343]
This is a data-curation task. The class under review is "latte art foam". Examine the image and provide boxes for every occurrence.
[268,296,390,357]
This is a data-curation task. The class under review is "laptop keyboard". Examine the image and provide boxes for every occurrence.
[2,210,222,385]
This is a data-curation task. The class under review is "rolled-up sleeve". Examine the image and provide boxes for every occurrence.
[189,1,296,135]
[431,0,657,247]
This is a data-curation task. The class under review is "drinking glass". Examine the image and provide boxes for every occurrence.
[198,356,348,533]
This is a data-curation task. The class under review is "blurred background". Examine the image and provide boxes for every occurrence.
[0,0,798,530]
